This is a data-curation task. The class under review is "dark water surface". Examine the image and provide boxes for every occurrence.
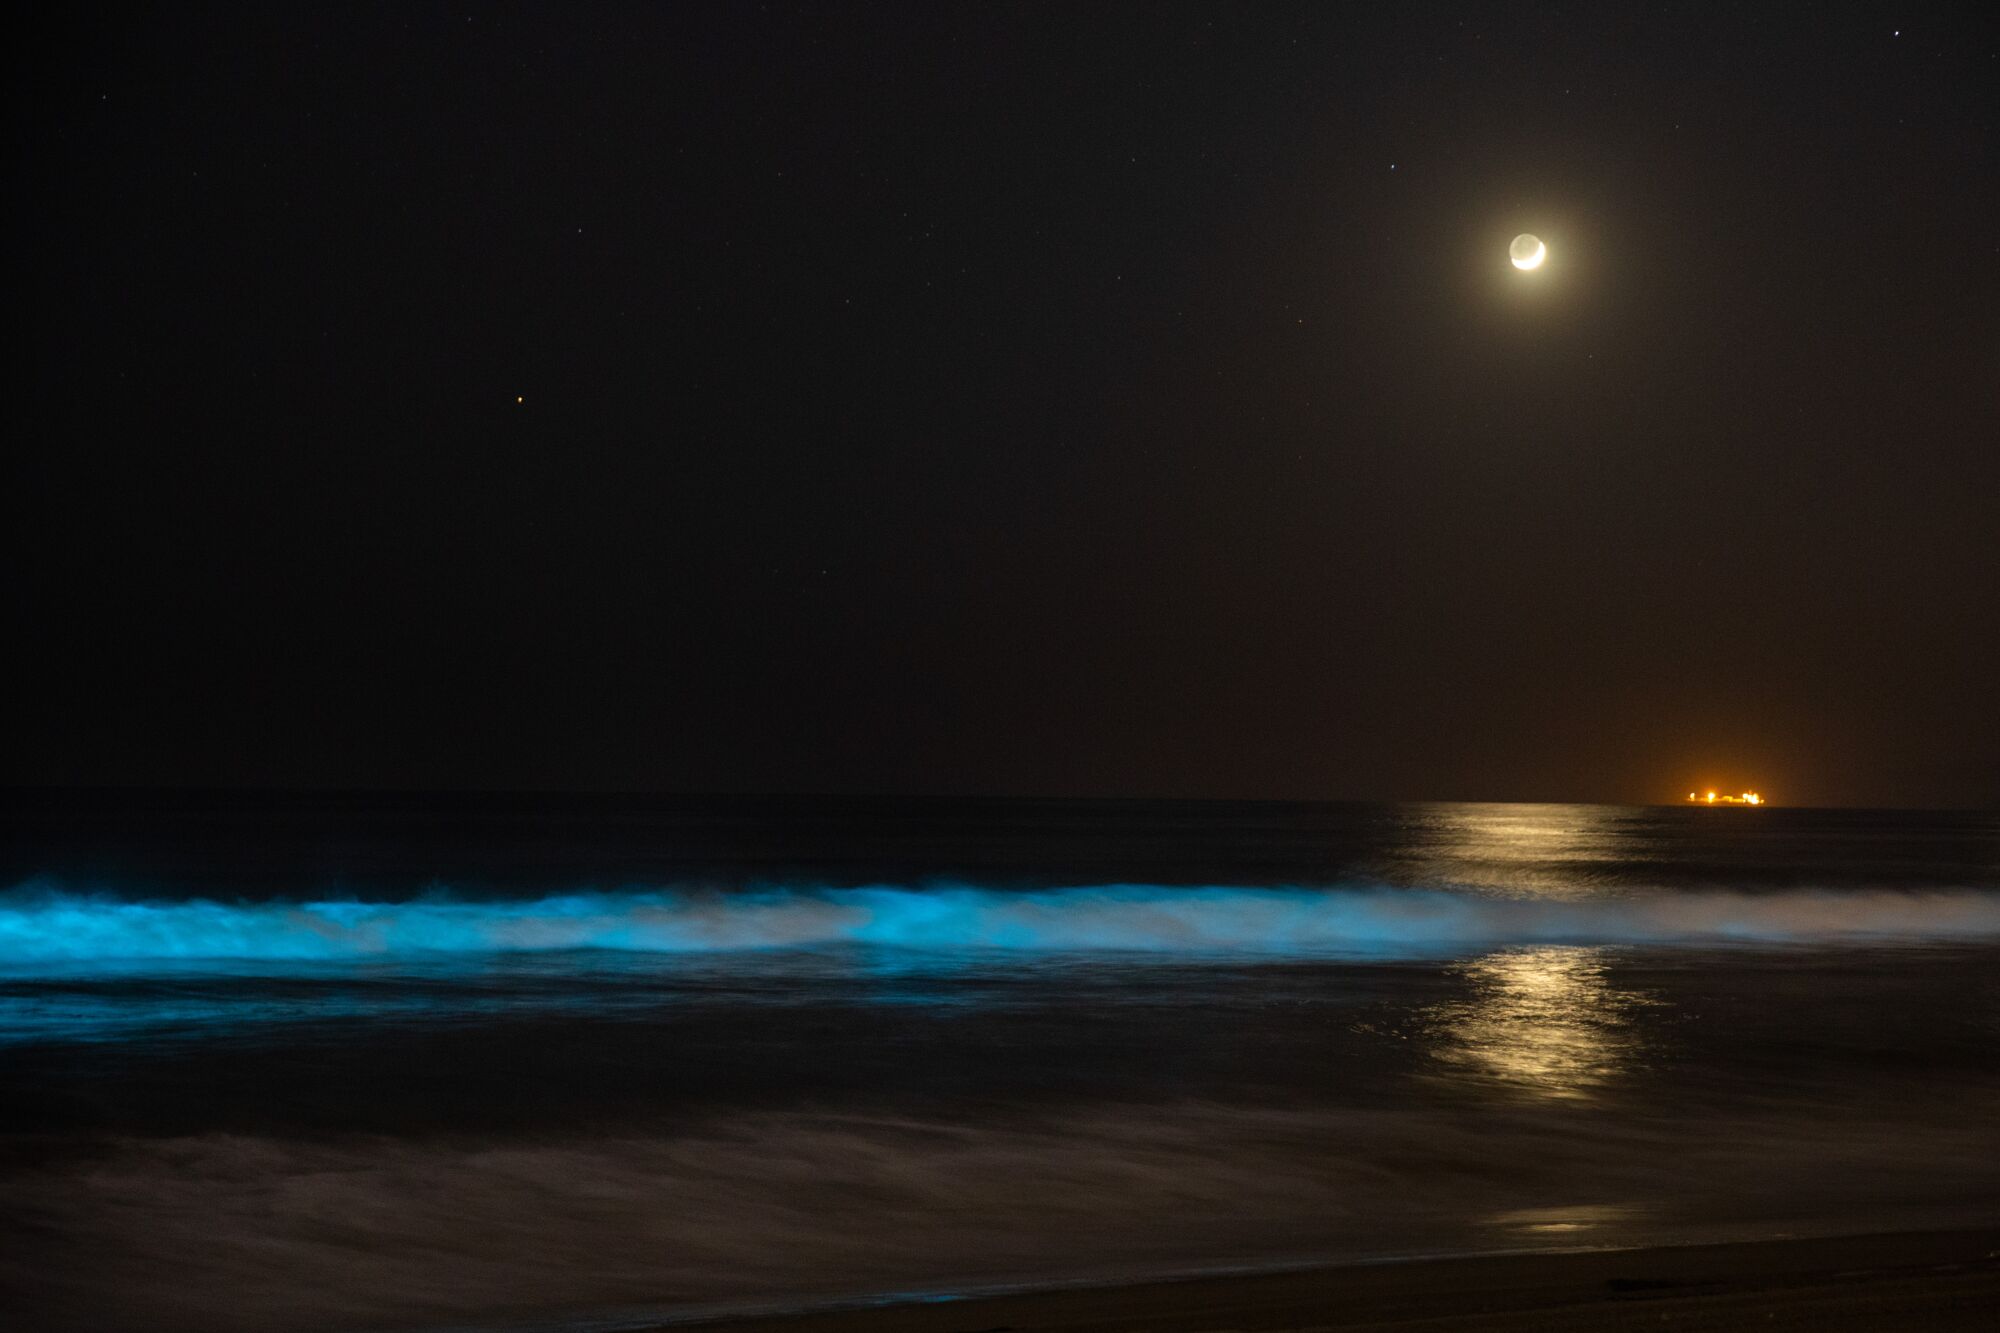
[3,795,1997,1330]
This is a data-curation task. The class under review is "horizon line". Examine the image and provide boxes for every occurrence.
[2,784,1991,814]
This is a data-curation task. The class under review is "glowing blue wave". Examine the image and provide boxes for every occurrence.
[6,884,2000,967]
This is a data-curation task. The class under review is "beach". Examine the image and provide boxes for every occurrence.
[678,1228,2000,1332]
[5,796,1997,1331]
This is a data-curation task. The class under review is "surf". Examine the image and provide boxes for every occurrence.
[7,882,2000,967]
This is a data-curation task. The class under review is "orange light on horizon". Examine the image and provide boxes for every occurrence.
[1688,789,1765,806]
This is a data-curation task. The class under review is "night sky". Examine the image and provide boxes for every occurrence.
[10,3,1998,808]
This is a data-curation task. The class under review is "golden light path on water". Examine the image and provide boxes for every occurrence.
[1390,805,1655,1100]
[1429,944,1652,1101]
[1431,943,1658,1241]
[1392,803,1659,1237]
[1386,802,1629,898]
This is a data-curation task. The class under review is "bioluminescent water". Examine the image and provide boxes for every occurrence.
[8,883,2000,969]
[4,797,1998,1331]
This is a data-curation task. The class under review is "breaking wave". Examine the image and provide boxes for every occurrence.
[6,883,2000,966]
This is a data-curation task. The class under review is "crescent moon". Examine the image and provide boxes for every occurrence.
[1510,235,1546,271]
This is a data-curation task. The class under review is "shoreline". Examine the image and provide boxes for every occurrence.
[662,1227,2000,1332]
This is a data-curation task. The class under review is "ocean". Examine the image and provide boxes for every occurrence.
[3,793,1997,1331]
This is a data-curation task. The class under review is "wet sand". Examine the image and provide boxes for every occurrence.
[674,1227,2000,1332]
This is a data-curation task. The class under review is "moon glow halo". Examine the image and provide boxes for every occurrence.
[1510,234,1547,271]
